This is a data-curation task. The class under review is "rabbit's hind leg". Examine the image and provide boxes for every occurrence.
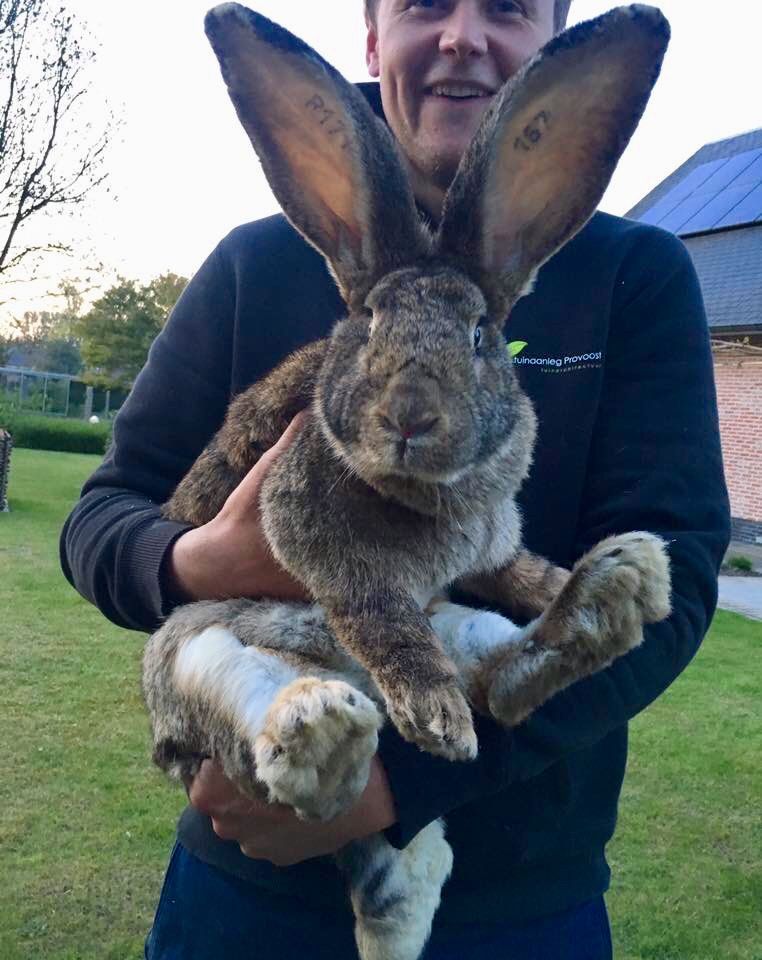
[145,601,304,794]
[228,601,384,821]
[145,597,379,812]
[456,548,571,623]
[485,532,671,727]
[338,819,453,960]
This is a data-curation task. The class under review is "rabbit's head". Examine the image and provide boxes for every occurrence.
[205,4,669,487]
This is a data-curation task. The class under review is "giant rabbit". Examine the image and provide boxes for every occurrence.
[143,5,671,959]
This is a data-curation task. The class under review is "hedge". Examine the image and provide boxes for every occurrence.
[0,410,112,455]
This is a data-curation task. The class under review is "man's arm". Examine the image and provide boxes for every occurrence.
[60,237,236,630]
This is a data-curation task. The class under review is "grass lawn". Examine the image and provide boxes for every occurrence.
[1,448,760,959]
[1,450,184,960]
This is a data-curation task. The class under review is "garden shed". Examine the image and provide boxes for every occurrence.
[628,128,762,546]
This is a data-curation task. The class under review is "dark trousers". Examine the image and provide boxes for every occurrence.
[146,843,613,959]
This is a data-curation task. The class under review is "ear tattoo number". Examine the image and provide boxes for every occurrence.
[305,93,350,150]
[513,110,551,152]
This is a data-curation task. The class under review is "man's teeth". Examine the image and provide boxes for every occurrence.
[429,85,489,98]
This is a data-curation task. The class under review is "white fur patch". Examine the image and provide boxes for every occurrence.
[174,626,299,738]
[429,601,523,670]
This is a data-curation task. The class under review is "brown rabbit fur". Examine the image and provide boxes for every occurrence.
[144,6,671,960]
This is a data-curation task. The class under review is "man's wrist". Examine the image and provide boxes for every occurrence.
[164,527,208,603]
[346,755,397,840]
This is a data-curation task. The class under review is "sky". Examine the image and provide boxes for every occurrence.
[1,0,761,329]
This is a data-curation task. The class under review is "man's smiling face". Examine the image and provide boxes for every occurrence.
[367,0,556,192]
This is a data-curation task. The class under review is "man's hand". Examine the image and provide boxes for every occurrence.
[167,413,311,603]
[188,757,397,867]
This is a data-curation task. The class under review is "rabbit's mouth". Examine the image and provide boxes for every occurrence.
[380,429,466,485]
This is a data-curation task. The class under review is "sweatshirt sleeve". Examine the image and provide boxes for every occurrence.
[60,238,237,632]
[380,229,731,848]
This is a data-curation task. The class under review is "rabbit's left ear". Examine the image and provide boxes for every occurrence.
[438,5,670,315]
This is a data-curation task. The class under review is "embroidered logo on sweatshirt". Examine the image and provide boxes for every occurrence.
[508,341,603,374]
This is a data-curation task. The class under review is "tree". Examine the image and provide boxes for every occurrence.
[4,278,83,372]
[38,334,80,373]
[10,279,81,339]
[10,308,63,344]
[76,273,187,389]
[0,0,112,285]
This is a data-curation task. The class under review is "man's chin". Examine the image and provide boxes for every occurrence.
[413,148,469,194]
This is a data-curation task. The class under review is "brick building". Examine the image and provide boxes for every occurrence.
[628,129,762,546]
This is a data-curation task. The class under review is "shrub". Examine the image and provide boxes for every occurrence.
[0,407,111,455]
[726,555,754,573]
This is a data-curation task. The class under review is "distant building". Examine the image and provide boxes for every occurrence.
[628,129,762,546]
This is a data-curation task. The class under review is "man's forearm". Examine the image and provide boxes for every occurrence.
[60,486,192,632]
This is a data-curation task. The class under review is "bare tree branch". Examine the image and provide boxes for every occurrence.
[0,0,112,283]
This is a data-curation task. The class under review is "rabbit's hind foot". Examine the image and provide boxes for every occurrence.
[544,531,672,651]
[255,677,381,821]
[486,532,671,727]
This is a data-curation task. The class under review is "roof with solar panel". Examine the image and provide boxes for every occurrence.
[627,129,762,333]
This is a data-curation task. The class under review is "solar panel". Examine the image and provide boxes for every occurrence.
[637,158,725,226]
[714,181,762,228]
[659,182,728,233]
[663,149,762,232]
[734,151,762,185]
[679,183,758,234]
[638,147,762,235]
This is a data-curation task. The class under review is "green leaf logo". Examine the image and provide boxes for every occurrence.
[508,340,528,357]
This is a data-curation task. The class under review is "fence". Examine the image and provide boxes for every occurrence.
[0,366,127,419]
[0,365,73,416]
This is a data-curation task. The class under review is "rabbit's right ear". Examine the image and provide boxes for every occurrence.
[204,4,427,308]
[438,5,670,315]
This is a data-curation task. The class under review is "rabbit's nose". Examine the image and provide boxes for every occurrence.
[378,375,443,441]
[380,409,440,440]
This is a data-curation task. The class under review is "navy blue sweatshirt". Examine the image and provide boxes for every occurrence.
[60,208,729,924]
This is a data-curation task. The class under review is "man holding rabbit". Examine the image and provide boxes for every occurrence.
[60,1,729,957]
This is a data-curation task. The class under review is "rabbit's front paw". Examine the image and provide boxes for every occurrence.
[386,681,477,762]
[540,531,671,660]
[254,678,381,821]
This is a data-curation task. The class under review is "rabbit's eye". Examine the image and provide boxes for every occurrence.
[473,325,483,352]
